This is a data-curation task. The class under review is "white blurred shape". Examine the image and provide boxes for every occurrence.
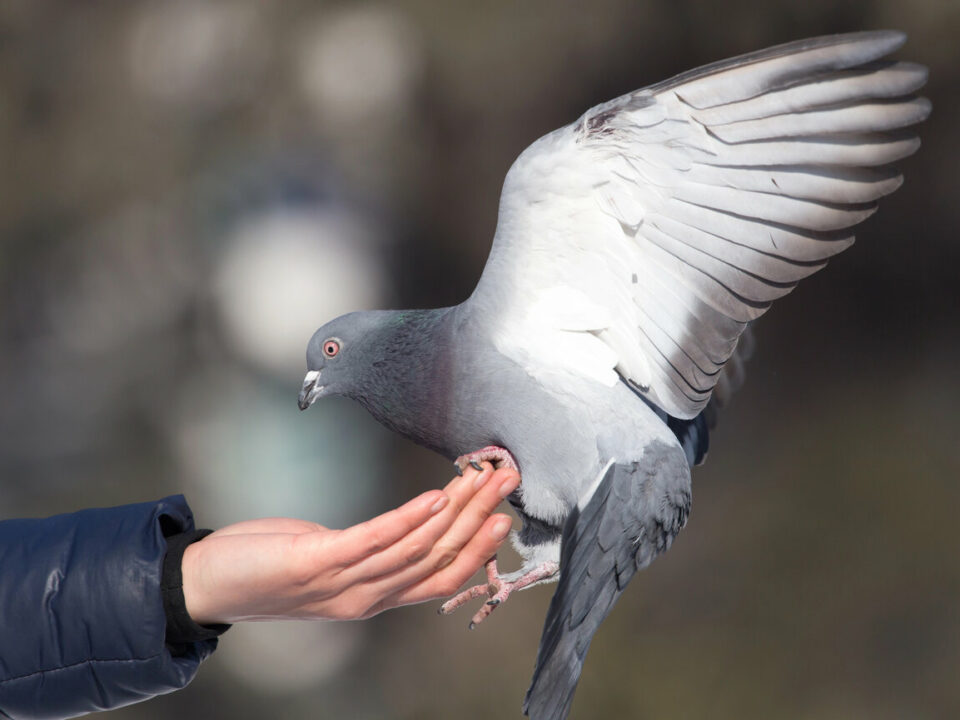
[219,622,363,692]
[298,4,423,127]
[170,369,388,688]
[173,369,386,527]
[214,207,385,377]
[127,1,266,110]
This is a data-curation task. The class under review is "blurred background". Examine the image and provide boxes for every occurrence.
[1,1,957,718]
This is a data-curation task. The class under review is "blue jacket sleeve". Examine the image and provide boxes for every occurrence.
[0,495,218,720]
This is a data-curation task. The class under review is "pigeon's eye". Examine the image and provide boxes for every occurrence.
[323,339,341,358]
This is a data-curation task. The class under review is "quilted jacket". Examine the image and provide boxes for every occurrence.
[0,495,218,719]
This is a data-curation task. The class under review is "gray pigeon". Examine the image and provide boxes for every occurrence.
[298,31,928,720]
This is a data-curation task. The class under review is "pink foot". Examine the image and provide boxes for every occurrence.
[454,446,519,475]
[438,556,560,628]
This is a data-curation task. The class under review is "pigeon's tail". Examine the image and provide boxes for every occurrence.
[523,445,691,720]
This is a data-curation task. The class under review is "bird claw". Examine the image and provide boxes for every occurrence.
[438,556,560,629]
[469,460,483,472]
[454,446,520,475]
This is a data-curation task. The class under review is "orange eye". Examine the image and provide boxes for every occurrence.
[323,340,340,358]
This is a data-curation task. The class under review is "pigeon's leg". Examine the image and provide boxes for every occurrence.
[437,557,500,614]
[453,446,519,475]
[444,446,534,625]
[438,556,560,628]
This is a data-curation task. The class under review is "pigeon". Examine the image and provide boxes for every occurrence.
[298,31,928,720]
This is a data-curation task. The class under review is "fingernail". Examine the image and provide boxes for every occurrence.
[491,517,512,540]
[472,467,491,490]
[430,495,449,514]
[498,476,519,498]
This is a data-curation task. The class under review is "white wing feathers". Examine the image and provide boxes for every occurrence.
[474,30,929,419]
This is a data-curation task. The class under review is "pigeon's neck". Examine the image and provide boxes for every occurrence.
[348,306,460,456]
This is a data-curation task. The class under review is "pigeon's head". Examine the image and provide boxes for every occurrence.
[298,310,386,410]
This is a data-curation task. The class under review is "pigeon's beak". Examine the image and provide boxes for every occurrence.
[298,370,324,410]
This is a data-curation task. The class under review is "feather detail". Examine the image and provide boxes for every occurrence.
[472,30,929,419]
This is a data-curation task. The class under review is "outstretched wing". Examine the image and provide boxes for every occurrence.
[523,443,691,720]
[472,31,929,419]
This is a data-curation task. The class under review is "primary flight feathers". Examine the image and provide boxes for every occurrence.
[474,29,928,420]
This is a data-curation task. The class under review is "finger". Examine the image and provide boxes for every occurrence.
[392,513,515,606]
[337,464,497,581]
[359,469,519,597]
[427,466,519,564]
[437,462,491,503]
[331,489,449,566]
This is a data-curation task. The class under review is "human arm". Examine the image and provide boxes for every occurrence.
[0,464,518,719]
[0,495,211,720]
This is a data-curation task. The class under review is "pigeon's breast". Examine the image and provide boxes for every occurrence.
[447,351,596,524]
[442,336,674,527]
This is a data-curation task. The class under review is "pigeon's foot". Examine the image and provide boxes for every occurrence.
[438,556,559,629]
[454,446,519,476]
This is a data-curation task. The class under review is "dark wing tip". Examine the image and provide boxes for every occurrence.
[744,28,907,59]
[649,29,912,99]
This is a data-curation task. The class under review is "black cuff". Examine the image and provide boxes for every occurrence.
[161,529,231,655]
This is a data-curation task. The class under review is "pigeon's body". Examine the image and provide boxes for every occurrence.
[299,31,928,720]
[327,305,683,537]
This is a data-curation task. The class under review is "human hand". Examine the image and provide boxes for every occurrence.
[181,463,520,624]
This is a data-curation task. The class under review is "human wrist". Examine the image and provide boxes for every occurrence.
[180,539,218,625]
[163,531,231,648]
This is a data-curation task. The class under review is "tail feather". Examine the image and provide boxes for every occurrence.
[523,446,691,719]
